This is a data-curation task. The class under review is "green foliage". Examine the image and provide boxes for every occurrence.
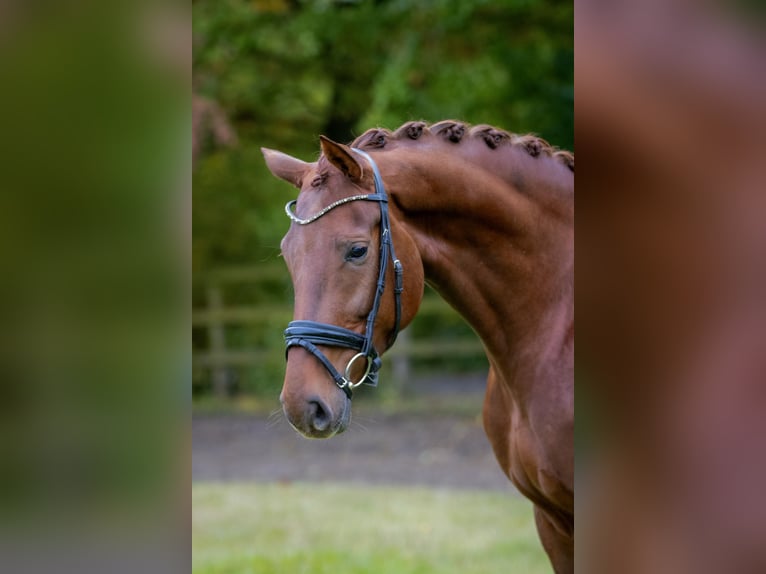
[193,146,290,268]
[193,482,548,573]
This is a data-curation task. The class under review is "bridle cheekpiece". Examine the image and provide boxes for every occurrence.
[283,148,403,399]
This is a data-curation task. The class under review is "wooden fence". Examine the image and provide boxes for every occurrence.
[192,264,485,396]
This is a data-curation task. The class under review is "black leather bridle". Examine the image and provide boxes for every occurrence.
[283,148,403,399]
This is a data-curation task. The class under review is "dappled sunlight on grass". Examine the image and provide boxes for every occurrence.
[193,482,548,573]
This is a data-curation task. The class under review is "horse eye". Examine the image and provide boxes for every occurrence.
[346,245,368,261]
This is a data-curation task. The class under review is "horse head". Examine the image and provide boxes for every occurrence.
[262,136,423,438]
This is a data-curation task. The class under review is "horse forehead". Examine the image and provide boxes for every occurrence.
[280,224,314,263]
[280,210,346,258]
[280,229,323,285]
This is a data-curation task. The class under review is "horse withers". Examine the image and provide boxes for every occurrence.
[263,120,573,573]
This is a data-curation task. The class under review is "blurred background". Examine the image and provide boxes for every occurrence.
[192,1,571,572]
[3,0,764,571]
[191,0,574,402]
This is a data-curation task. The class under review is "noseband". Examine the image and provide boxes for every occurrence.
[283,148,403,399]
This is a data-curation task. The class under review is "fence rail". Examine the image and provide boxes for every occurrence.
[192,264,485,396]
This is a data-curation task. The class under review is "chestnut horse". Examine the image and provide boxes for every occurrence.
[262,120,573,573]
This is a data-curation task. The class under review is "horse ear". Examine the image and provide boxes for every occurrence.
[319,135,363,182]
[261,148,310,189]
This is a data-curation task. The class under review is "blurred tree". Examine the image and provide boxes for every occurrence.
[192,93,238,167]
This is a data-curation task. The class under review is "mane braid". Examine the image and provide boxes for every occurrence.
[350,120,574,172]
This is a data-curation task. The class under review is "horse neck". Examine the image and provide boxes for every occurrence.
[386,150,573,395]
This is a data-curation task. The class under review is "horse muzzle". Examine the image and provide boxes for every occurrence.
[280,387,351,439]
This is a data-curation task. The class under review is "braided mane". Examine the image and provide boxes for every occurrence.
[351,120,574,173]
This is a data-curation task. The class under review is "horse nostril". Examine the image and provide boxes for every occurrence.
[307,398,331,432]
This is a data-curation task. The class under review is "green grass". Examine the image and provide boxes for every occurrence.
[193,482,549,574]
